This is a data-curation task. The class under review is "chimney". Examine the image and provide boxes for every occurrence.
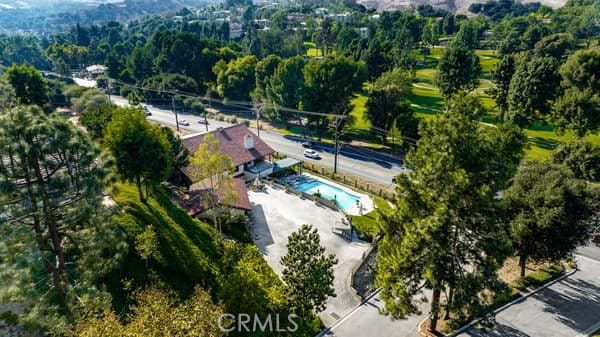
[244,134,254,149]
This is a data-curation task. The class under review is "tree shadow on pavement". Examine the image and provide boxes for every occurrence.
[462,323,531,337]
[249,203,274,253]
[534,277,600,333]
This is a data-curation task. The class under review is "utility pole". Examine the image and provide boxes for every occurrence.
[172,93,179,132]
[391,127,395,157]
[106,78,111,103]
[255,103,263,138]
[333,116,343,175]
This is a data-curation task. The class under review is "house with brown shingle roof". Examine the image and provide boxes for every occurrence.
[185,178,252,217]
[177,124,274,217]
[180,124,275,186]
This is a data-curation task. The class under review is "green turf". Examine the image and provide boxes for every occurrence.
[350,197,392,239]
[349,93,370,130]
[306,48,323,57]
[476,49,500,75]
[258,46,599,159]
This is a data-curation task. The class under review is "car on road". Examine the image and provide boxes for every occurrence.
[178,119,190,126]
[303,149,320,159]
[141,105,151,116]
[198,119,209,125]
[301,140,314,148]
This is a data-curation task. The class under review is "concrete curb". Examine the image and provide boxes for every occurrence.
[315,288,382,337]
[445,268,578,337]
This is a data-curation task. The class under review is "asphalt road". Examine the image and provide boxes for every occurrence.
[458,244,600,337]
[111,96,407,186]
[319,290,428,337]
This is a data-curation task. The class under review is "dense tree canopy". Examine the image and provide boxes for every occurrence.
[104,107,172,201]
[552,140,600,181]
[504,161,593,276]
[302,56,367,134]
[0,106,123,327]
[553,48,600,135]
[214,55,258,101]
[507,55,560,125]
[365,68,414,141]
[5,63,49,107]
[435,44,481,98]
[73,286,227,337]
[377,93,526,331]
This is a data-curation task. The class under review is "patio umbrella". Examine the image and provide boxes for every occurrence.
[253,177,261,186]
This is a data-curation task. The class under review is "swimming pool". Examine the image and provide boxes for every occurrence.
[295,179,361,211]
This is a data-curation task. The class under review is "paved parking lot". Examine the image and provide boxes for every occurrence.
[459,245,600,337]
[248,185,370,327]
[321,291,428,337]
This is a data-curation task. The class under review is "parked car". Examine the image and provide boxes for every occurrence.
[179,119,190,126]
[198,119,209,125]
[303,149,320,159]
[301,140,314,148]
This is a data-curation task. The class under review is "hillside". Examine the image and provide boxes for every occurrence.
[106,183,222,307]
[356,0,567,13]
[0,0,209,33]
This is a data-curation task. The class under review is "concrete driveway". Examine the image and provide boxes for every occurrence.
[458,249,600,337]
[248,186,370,327]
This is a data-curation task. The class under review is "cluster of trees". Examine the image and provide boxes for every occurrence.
[0,64,339,337]
[490,40,599,135]
[0,92,125,331]
[377,94,598,332]
[469,0,543,22]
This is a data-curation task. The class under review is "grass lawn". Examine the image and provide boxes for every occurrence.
[350,197,392,239]
[408,51,600,160]
[475,49,500,75]
[349,93,370,130]
[306,48,323,57]
[228,46,599,161]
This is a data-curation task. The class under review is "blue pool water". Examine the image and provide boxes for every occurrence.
[295,179,361,211]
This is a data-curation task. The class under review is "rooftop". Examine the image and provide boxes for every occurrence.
[182,124,274,168]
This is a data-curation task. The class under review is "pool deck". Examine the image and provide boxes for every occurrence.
[296,173,374,216]
[248,185,371,327]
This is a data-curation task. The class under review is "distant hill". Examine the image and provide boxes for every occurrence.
[0,0,211,34]
[356,0,567,14]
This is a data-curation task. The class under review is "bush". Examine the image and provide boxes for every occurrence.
[243,120,250,127]
[230,117,238,124]
[0,311,19,325]
[216,114,225,121]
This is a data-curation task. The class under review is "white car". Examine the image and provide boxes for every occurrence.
[178,119,190,126]
[303,149,320,159]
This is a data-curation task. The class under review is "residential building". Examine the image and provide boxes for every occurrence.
[286,13,306,24]
[178,124,273,217]
[180,124,275,187]
[229,23,243,39]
